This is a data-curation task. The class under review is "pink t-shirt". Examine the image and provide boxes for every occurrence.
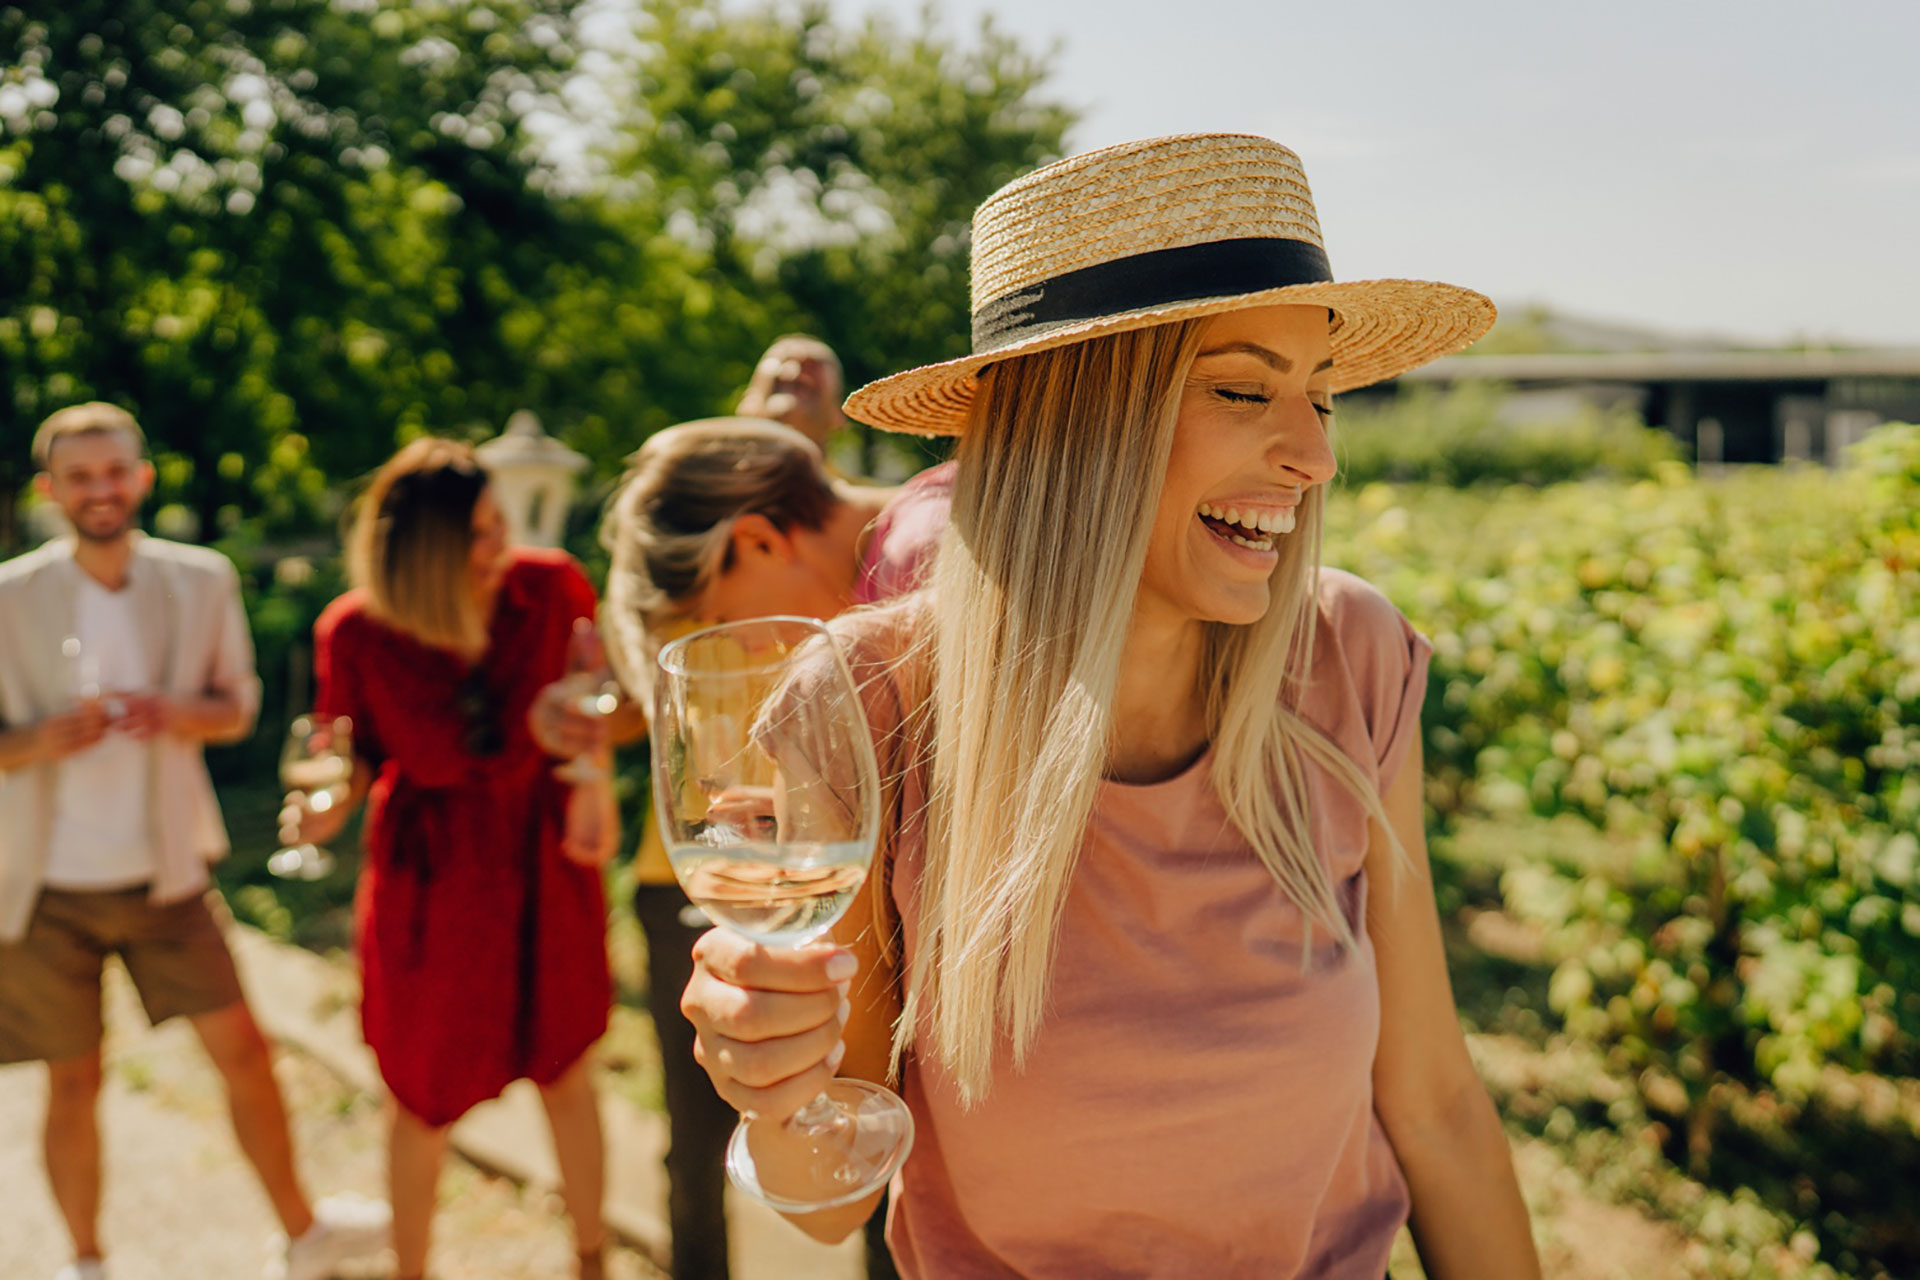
[831,568,1432,1278]
[854,462,956,605]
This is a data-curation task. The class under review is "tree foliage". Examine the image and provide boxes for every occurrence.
[0,0,1071,548]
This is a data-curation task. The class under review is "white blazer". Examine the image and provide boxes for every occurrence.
[0,535,260,942]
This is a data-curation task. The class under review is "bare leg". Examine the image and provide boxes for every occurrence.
[537,1054,607,1264]
[44,1048,105,1264]
[190,999,315,1238]
[390,1100,450,1278]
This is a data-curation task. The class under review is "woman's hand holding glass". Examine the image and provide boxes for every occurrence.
[654,616,912,1213]
[271,715,355,880]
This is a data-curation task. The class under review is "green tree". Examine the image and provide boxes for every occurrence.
[0,0,633,545]
[599,0,1071,465]
[1,0,1072,548]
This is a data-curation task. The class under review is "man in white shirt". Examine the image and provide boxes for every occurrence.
[0,404,388,1280]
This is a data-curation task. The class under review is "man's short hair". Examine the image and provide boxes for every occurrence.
[32,403,148,471]
[767,333,842,373]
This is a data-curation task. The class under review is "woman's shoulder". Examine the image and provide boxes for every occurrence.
[826,595,932,734]
[315,587,374,640]
[1313,567,1428,670]
[505,545,583,584]
[831,594,930,669]
[504,547,594,602]
[1313,566,1408,637]
[1305,567,1432,780]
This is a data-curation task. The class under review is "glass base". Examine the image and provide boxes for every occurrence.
[267,843,335,881]
[727,1078,914,1213]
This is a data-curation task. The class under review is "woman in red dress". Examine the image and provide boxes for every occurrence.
[296,438,615,1280]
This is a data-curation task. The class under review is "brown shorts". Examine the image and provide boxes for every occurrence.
[0,886,245,1064]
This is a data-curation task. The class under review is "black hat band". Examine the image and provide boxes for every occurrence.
[971,236,1334,353]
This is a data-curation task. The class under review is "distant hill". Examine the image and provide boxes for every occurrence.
[1471,305,1746,356]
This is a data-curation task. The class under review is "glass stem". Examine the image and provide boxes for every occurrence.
[787,1091,846,1137]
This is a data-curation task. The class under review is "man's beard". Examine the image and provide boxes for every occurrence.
[70,506,137,544]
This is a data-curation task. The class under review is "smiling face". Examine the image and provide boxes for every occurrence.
[1138,304,1337,631]
[36,428,154,545]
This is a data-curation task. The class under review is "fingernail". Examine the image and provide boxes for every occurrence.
[827,1041,846,1072]
[836,994,851,1024]
[825,953,857,982]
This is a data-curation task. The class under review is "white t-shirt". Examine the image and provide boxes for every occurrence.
[44,575,155,889]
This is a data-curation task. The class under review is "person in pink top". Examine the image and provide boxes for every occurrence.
[674,134,1544,1278]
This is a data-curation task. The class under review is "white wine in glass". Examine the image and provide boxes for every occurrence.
[554,620,622,784]
[652,616,913,1212]
[269,715,352,881]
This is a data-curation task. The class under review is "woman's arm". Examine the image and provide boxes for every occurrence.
[679,856,901,1243]
[1367,737,1541,1279]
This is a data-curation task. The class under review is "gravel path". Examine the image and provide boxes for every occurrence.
[0,968,663,1280]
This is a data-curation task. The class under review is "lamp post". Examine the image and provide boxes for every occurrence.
[475,410,588,548]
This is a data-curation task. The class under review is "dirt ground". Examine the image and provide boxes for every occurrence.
[0,974,663,1280]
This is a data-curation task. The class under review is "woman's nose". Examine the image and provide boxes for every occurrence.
[1268,398,1337,486]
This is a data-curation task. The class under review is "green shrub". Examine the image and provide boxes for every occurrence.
[1334,381,1681,488]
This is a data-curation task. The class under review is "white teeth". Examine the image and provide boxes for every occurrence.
[1199,503,1297,537]
[1227,532,1274,551]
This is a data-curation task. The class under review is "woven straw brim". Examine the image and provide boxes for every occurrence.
[844,278,1495,437]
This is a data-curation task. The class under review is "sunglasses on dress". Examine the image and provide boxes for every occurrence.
[455,669,503,757]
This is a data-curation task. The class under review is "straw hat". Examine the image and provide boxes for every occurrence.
[845,133,1496,437]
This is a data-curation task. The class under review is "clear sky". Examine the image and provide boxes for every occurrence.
[845,0,1920,348]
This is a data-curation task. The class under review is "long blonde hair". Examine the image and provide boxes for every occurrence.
[903,320,1391,1103]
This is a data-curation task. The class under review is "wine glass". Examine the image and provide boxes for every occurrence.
[554,622,623,784]
[269,714,353,881]
[62,634,102,704]
[652,616,913,1212]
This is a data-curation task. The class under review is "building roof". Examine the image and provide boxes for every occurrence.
[1397,348,1920,385]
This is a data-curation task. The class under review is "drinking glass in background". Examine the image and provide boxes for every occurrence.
[652,615,912,1212]
[553,620,622,784]
[269,714,353,880]
[60,633,127,732]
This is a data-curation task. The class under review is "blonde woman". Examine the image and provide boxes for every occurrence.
[294,438,615,1280]
[533,417,949,1280]
[672,136,1543,1277]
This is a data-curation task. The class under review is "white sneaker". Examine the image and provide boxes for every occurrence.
[267,1193,393,1280]
[55,1262,107,1280]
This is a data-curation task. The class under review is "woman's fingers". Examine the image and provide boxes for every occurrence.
[699,1028,848,1121]
[693,927,857,995]
[683,929,858,1118]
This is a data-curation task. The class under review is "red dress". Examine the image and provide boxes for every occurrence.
[313,549,611,1125]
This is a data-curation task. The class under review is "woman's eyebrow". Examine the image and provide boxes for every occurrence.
[1194,344,1337,375]
[1197,342,1288,370]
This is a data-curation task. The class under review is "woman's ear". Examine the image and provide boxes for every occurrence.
[728,512,797,565]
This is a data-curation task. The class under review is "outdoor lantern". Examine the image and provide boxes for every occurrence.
[475,410,588,548]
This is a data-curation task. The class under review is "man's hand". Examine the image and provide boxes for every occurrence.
[113,692,174,741]
[37,704,110,760]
